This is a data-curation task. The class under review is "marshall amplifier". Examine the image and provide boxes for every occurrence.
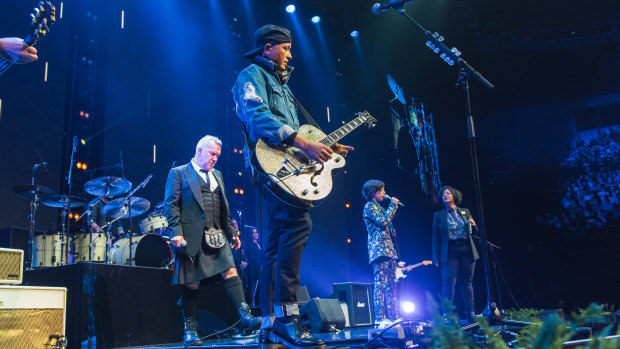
[330,282,374,327]
[0,286,67,349]
[0,248,24,284]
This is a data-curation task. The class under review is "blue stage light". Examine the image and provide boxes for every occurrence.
[311,16,321,24]
[350,30,359,38]
[401,301,416,313]
[286,4,296,13]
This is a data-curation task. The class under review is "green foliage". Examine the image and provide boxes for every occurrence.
[426,299,620,348]
[577,303,615,325]
[504,308,544,322]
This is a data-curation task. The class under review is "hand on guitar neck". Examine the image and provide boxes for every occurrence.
[0,38,38,64]
[293,135,354,164]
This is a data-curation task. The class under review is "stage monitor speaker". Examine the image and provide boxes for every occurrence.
[0,248,24,284]
[0,285,67,349]
[330,282,374,327]
[299,298,346,333]
[296,285,310,304]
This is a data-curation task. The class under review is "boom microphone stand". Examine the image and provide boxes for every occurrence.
[383,4,504,323]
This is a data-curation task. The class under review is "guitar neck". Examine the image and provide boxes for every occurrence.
[319,114,368,147]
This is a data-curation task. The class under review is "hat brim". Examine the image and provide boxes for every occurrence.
[243,47,263,59]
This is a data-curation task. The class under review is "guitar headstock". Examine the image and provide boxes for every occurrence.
[423,260,433,266]
[27,1,56,46]
[356,110,377,129]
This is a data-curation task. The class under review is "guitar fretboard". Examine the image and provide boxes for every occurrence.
[319,113,369,147]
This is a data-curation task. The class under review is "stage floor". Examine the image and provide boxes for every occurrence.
[115,326,373,349]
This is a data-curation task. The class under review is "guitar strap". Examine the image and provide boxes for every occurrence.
[290,95,322,131]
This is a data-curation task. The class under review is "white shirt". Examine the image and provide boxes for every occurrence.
[191,160,218,191]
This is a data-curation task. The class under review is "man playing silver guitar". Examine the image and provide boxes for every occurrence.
[232,24,353,348]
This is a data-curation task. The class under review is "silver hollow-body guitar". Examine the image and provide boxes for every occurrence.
[254,110,377,208]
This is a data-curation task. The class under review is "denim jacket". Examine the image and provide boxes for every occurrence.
[232,56,301,168]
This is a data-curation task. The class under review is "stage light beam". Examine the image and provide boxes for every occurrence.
[286,4,296,13]
[350,30,359,38]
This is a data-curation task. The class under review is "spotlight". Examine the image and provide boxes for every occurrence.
[311,16,321,24]
[80,139,86,145]
[286,4,296,13]
[350,30,359,38]
[401,301,415,314]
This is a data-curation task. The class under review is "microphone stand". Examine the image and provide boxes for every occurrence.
[119,174,152,264]
[393,7,505,324]
[27,163,45,269]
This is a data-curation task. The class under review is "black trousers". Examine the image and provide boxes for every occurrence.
[441,239,476,314]
[259,190,312,316]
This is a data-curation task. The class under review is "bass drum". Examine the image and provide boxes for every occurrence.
[108,233,172,268]
[33,233,74,267]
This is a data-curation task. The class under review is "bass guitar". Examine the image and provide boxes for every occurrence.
[254,110,377,207]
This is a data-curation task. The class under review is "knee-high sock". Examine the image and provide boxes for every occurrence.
[224,276,246,310]
[182,286,198,320]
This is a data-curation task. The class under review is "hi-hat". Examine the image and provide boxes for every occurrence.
[387,74,406,105]
[102,197,150,219]
[84,176,132,197]
[41,195,87,208]
[13,184,58,202]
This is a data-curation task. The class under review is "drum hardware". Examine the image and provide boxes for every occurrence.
[102,174,153,264]
[139,214,169,234]
[13,162,59,269]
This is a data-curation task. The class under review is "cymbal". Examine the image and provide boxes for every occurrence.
[387,74,406,105]
[41,195,88,208]
[13,184,57,202]
[84,176,132,197]
[102,197,150,219]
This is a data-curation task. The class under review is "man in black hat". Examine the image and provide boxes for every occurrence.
[232,24,352,348]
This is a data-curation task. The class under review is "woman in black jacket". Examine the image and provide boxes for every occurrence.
[432,186,479,321]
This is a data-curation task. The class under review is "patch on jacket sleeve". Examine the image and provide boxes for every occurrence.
[242,82,263,104]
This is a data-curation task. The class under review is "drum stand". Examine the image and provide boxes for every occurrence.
[27,163,44,269]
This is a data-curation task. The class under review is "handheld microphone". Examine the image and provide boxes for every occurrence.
[180,239,187,247]
[384,194,405,207]
[372,0,416,15]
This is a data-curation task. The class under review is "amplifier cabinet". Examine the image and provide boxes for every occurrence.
[0,248,24,284]
[0,285,67,349]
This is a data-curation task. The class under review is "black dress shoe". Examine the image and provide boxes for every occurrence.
[183,318,203,346]
[259,328,273,344]
[269,318,325,349]
[237,302,261,334]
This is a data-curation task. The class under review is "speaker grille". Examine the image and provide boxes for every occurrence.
[0,308,64,349]
[0,249,23,284]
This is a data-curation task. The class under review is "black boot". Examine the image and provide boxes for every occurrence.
[237,302,261,335]
[183,318,202,346]
[270,317,325,349]
[259,328,273,344]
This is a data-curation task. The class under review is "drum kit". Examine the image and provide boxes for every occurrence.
[13,175,173,270]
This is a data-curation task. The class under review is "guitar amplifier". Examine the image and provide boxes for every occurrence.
[331,282,374,327]
[0,248,24,284]
[0,286,67,349]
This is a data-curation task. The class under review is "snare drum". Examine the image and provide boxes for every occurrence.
[75,231,108,262]
[108,233,172,268]
[139,214,169,234]
[33,233,74,267]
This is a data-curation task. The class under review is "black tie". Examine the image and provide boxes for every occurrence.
[201,169,210,188]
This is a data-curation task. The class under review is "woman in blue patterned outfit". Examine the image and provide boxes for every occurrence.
[362,179,401,327]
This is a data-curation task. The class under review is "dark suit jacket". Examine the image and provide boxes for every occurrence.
[164,163,235,257]
[432,207,480,265]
